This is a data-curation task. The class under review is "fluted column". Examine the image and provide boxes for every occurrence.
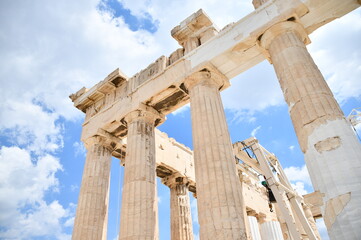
[162,174,194,240]
[259,21,361,239]
[72,136,112,240]
[260,221,284,240]
[185,70,248,240]
[119,106,164,240]
[248,216,262,240]
[155,178,159,240]
[102,181,110,240]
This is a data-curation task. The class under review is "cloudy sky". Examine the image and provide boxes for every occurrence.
[0,0,360,239]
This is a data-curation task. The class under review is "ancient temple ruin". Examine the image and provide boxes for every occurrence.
[70,0,361,239]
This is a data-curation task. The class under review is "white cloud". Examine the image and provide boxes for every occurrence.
[120,0,279,116]
[290,181,308,195]
[284,165,314,195]
[10,201,71,240]
[171,103,190,116]
[308,9,361,104]
[0,101,63,154]
[289,145,295,151]
[0,0,162,132]
[0,146,73,239]
[222,8,361,117]
[284,165,312,186]
[120,0,254,31]
[1,1,359,147]
[0,0,360,238]
[251,125,261,137]
[73,141,86,157]
[64,216,75,228]
[0,2,165,236]
[221,61,285,115]
[1,2,359,135]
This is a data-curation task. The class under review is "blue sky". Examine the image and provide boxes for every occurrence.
[0,0,360,239]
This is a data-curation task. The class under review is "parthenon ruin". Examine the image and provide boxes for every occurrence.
[70,0,361,239]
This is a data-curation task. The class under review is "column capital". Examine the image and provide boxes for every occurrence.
[258,21,310,62]
[161,173,190,189]
[123,104,165,126]
[83,135,107,150]
[83,129,125,152]
[184,67,229,92]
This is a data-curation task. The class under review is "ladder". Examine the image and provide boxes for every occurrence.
[234,137,318,240]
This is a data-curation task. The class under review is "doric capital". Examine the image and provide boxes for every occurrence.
[161,173,190,189]
[171,9,215,45]
[258,21,310,61]
[83,135,107,151]
[184,68,229,92]
[259,21,309,50]
[83,129,125,152]
[123,104,165,126]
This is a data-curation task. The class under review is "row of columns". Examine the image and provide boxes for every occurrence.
[248,216,285,240]
[72,13,361,240]
[72,67,249,240]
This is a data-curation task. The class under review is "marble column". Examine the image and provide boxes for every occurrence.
[185,70,248,240]
[72,136,112,240]
[259,21,361,239]
[162,174,194,240]
[260,221,284,240]
[119,107,163,240]
[102,180,110,240]
[248,216,262,240]
[155,178,160,240]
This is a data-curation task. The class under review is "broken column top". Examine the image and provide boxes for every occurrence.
[252,0,270,9]
[171,9,217,46]
[70,9,219,115]
[69,68,128,112]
